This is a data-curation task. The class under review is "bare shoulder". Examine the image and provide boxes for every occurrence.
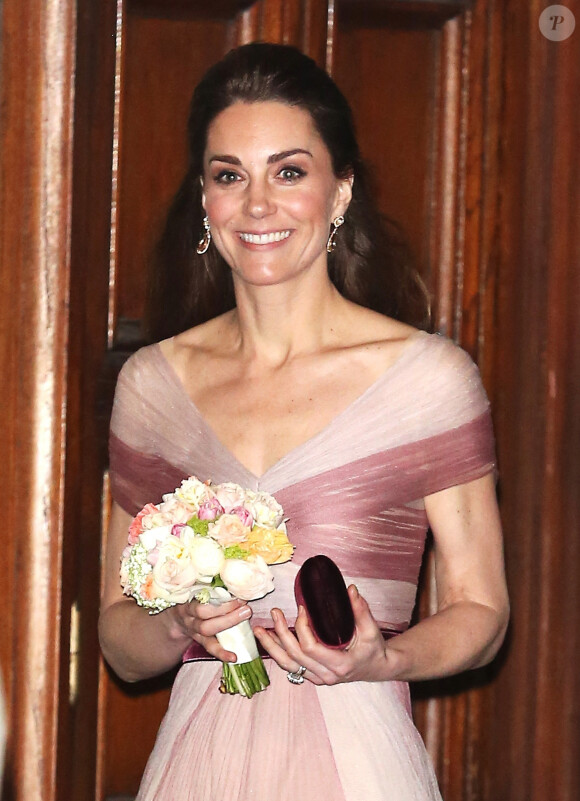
[339,302,423,369]
[344,302,418,342]
[157,311,235,376]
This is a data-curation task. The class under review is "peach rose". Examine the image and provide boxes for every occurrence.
[209,514,250,547]
[220,555,274,601]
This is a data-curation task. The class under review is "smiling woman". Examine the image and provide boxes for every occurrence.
[99,43,508,801]
[201,101,352,288]
[145,43,429,343]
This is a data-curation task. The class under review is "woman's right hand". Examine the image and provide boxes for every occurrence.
[170,597,253,662]
[100,502,255,681]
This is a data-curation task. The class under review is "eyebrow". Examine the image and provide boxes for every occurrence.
[268,148,313,163]
[208,148,313,166]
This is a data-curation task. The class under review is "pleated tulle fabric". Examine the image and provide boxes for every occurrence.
[109,331,496,801]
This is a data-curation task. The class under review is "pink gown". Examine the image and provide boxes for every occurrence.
[109,330,495,801]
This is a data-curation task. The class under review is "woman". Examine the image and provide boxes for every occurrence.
[99,43,509,800]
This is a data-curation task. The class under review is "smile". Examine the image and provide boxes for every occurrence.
[239,230,292,244]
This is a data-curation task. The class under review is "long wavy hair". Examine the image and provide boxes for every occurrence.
[145,43,429,342]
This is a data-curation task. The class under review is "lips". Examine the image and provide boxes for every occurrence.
[239,230,292,245]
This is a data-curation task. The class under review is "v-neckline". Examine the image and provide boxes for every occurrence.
[154,330,428,482]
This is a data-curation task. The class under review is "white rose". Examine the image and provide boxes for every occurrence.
[175,476,216,509]
[187,535,225,583]
[245,491,285,528]
[139,524,173,551]
[151,541,198,604]
[220,555,275,601]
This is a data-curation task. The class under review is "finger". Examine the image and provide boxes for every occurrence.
[254,625,296,668]
[254,627,326,685]
[253,625,284,655]
[348,585,379,638]
[193,634,238,663]
[190,603,252,639]
[269,609,308,658]
[193,598,247,620]
[294,604,318,648]
[268,610,339,683]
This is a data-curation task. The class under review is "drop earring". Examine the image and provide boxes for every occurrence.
[196,216,211,254]
[326,215,345,253]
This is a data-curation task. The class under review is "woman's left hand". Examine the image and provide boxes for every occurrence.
[254,585,404,685]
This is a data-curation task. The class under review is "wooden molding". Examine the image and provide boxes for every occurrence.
[0,1,77,800]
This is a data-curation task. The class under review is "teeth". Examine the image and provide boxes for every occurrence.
[239,230,291,244]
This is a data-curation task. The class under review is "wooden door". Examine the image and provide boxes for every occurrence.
[73,1,495,797]
[2,0,579,800]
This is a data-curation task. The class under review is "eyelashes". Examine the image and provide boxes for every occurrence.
[213,169,240,185]
[278,165,307,181]
[211,164,308,185]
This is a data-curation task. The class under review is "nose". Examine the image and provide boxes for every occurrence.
[244,179,276,218]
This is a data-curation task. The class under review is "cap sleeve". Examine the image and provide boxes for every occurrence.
[108,346,187,515]
[415,336,497,497]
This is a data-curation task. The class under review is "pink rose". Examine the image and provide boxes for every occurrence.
[171,524,187,538]
[220,555,274,601]
[229,506,254,528]
[209,514,250,547]
[197,497,225,521]
[127,503,159,544]
[213,482,247,512]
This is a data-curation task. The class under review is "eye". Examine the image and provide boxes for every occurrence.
[278,165,306,182]
[214,169,242,185]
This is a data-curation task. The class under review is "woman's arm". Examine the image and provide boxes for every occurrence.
[98,501,252,682]
[255,472,509,685]
[377,471,509,680]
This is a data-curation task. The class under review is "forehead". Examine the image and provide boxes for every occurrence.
[205,101,328,158]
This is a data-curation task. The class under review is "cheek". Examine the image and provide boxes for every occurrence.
[203,192,237,226]
[287,189,335,223]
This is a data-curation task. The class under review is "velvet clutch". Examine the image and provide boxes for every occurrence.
[294,555,355,649]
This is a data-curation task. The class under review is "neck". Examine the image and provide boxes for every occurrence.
[228,272,348,368]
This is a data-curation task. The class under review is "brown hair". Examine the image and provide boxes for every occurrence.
[145,43,429,342]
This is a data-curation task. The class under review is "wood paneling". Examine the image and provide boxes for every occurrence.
[482,3,580,798]
[60,3,119,799]
[0,1,77,800]
[1,0,579,799]
[114,6,232,323]
[332,12,438,294]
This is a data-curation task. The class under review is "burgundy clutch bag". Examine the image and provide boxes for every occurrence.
[294,555,355,649]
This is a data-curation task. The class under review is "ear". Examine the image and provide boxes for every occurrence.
[333,173,353,219]
[200,176,206,209]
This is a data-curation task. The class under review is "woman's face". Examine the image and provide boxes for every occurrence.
[201,101,352,289]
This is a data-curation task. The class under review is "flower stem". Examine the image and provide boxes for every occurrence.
[220,657,270,698]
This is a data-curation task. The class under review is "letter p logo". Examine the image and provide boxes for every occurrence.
[539,6,576,41]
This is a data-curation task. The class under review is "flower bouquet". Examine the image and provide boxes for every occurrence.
[120,476,293,698]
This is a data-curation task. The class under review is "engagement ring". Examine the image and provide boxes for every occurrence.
[287,665,307,684]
